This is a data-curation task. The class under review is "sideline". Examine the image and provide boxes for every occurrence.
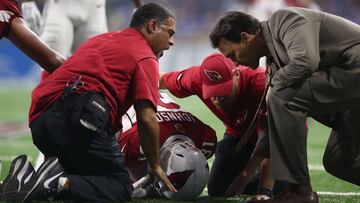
[0,121,30,138]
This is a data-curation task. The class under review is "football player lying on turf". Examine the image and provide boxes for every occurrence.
[118,91,217,201]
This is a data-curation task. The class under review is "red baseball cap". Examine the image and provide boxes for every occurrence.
[200,53,236,99]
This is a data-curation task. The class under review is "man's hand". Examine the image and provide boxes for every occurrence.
[135,100,177,193]
[226,151,265,197]
[21,1,43,35]
[226,170,251,196]
[150,165,177,193]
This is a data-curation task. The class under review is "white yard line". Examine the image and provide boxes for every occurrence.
[317,191,360,196]
[203,188,360,197]
[0,121,30,138]
[0,128,30,138]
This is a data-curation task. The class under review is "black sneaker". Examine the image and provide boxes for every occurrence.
[1,155,35,202]
[22,157,65,202]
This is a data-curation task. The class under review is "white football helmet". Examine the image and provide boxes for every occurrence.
[158,135,209,201]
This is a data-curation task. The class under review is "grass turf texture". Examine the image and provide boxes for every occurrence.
[0,89,359,202]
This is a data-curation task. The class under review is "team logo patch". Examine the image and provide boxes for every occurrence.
[204,69,222,82]
[0,10,14,23]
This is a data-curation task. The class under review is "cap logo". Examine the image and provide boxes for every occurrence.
[204,69,222,82]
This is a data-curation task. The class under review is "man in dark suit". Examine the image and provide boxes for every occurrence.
[209,7,360,203]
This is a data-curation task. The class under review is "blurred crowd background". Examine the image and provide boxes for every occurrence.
[0,0,359,87]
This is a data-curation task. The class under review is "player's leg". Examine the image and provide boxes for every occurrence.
[207,133,257,197]
[40,0,74,57]
[72,0,108,52]
[322,109,360,186]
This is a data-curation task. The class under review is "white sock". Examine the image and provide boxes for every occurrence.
[57,177,67,193]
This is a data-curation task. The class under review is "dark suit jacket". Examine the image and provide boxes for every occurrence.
[261,7,360,103]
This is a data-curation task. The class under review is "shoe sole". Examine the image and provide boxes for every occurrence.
[2,155,32,202]
[22,158,59,203]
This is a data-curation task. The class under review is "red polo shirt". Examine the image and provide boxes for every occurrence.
[29,28,159,131]
[0,0,22,38]
[162,62,266,140]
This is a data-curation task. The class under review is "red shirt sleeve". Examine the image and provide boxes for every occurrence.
[0,0,22,39]
[133,57,159,109]
[162,66,202,98]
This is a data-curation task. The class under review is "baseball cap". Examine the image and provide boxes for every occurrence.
[200,53,236,99]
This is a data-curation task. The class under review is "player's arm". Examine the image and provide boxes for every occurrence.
[134,100,177,193]
[226,149,265,197]
[226,149,273,198]
[8,17,65,73]
[256,159,274,199]
[246,135,274,200]
[160,67,201,98]
[226,122,273,197]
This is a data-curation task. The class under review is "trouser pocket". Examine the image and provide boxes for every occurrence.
[62,91,109,133]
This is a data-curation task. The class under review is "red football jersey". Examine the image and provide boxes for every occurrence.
[119,92,217,167]
[0,0,22,38]
[162,61,266,141]
[29,28,159,131]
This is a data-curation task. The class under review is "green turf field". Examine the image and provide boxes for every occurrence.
[0,89,359,203]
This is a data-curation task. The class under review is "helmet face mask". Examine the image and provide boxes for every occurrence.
[158,135,209,201]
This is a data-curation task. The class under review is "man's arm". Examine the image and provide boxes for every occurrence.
[270,9,320,89]
[226,146,273,198]
[159,68,201,98]
[8,17,65,73]
[134,99,177,193]
[227,122,273,197]
[258,159,274,196]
